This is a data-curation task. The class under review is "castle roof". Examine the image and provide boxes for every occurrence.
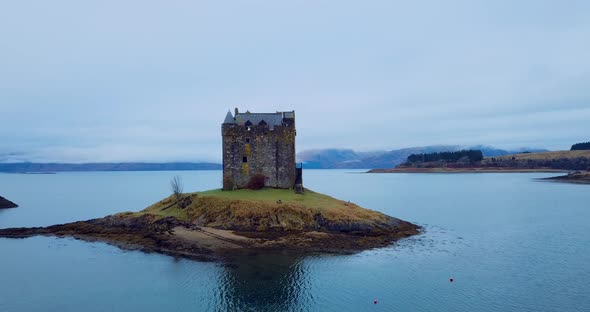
[223,111,236,124]
[223,109,295,129]
[235,112,284,127]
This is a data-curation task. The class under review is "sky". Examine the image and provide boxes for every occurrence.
[1,0,589,163]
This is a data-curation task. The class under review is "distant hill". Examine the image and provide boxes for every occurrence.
[493,150,590,161]
[0,145,552,172]
[0,162,222,173]
[406,150,483,163]
[370,150,590,173]
[411,150,590,171]
[297,149,364,169]
[297,145,549,169]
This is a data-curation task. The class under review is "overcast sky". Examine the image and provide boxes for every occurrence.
[1,0,589,163]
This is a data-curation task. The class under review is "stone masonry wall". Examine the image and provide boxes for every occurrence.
[222,122,295,189]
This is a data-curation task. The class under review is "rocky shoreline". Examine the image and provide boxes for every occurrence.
[368,168,566,173]
[0,196,18,209]
[0,213,420,261]
[0,188,421,261]
[543,171,590,184]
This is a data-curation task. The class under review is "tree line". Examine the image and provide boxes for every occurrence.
[406,150,484,163]
[571,142,590,150]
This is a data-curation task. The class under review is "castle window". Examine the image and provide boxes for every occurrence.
[245,120,253,127]
[243,156,248,163]
[245,137,250,143]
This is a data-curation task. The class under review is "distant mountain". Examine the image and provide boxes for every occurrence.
[296,149,363,169]
[0,162,222,173]
[297,145,549,169]
[0,145,550,172]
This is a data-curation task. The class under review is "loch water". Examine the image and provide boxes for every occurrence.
[0,170,589,312]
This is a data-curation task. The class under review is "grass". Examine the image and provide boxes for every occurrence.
[492,150,590,160]
[198,188,340,206]
[137,188,390,231]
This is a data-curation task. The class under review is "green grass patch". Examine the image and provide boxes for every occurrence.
[198,188,336,205]
[138,188,388,229]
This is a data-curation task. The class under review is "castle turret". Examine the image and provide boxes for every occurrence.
[223,111,236,124]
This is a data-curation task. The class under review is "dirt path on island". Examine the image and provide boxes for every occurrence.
[172,226,254,249]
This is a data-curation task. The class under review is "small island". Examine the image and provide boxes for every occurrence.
[0,196,18,209]
[0,109,419,261]
[0,188,419,261]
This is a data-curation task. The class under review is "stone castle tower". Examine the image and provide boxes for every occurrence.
[222,108,301,191]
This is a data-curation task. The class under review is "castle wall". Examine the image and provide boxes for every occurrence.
[222,122,296,189]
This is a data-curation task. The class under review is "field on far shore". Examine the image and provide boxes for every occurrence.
[368,168,567,173]
[369,150,590,173]
[492,150,590,160]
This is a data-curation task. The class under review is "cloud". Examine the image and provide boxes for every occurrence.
[0,0,589,162]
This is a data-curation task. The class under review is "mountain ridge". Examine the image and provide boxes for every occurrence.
[0,162,222,173]
[297,145,549,169]
[0,145,550,172]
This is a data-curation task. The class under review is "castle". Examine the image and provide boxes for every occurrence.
[222,108,303,192]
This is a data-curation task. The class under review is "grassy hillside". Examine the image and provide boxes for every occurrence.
[136,188,398,232]
[390,149,590,171]
[492,150,590,160]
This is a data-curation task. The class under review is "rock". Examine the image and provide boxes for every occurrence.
[545,171,590,184]
[0,196,18,209]
[0,212,420,260]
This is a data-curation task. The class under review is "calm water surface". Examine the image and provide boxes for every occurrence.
[1,170,589,311]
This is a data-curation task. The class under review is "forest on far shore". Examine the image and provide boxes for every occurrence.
[406,150,484,164]
[571,142,590,150]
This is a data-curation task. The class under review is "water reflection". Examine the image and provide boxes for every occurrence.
[217,252,310,312]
